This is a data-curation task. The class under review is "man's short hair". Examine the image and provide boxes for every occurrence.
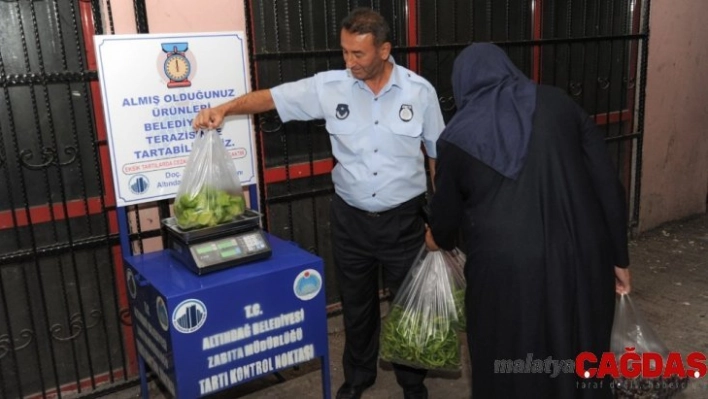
[341,8,391,46]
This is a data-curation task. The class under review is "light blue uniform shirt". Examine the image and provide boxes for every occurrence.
[270,61,444,212]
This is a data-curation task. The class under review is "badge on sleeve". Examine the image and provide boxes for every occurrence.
[336,104,350,120]
[399,104,413,122]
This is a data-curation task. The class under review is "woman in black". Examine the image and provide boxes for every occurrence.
[426,43,631,398]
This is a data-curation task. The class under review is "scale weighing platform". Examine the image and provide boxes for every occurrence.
[163,209,272,275]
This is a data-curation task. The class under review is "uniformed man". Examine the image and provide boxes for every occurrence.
[193,8,444,399]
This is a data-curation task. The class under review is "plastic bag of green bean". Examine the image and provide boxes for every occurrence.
[380,246,464,371]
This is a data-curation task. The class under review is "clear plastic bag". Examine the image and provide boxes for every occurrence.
[379,246,462,371]
[173,130,246,230]
[610,294,689,398]
[442,248,467,331]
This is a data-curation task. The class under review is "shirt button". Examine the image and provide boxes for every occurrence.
[374,98,379,101]
[372,193,376,197]
[374,149,378,153]
[373,172,378,176]
[375,120,379,125]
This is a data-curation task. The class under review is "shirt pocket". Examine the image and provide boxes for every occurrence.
[326,118,358,136]
[386,119,424,158]
[388,118,423,139]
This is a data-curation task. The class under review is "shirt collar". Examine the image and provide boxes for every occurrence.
[351,55,401,94]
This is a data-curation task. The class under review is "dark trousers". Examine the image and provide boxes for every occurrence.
[330,193,428,390]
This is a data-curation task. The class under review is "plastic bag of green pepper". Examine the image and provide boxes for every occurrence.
[173,130,247,230]
[380,246,467,371]
[442,249,467,331]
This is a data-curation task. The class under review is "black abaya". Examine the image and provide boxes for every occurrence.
[429,85,629,398]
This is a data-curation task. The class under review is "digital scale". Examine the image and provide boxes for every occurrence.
[163,209,272,275]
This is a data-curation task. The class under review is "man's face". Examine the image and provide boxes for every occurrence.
[340,28,390,81]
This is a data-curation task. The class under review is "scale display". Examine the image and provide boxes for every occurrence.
[163,211,272,275]
[190,231,269,267]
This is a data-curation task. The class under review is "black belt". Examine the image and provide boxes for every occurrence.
[354,194,425,218]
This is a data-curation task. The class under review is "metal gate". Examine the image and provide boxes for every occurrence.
[248,0,650,305]
[0,0,650,397]
[0,1,140,398]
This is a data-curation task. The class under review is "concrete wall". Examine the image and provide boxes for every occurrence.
[105,0,245,34]
[639,0,708,232]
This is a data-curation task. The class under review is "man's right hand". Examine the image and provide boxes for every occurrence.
[193,106,226,130]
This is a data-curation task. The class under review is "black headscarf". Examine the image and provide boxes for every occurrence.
[440,43,537,180]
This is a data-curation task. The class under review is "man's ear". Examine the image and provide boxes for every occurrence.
[379,41,392,60]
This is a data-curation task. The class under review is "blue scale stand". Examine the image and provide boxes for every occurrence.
[118,191,331,398]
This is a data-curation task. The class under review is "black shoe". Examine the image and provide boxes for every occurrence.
[403,384,428,399]
[336,381,375,399]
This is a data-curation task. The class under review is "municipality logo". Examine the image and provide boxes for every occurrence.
[172,299,207,334]
[293,269,322,301]
[129,174,149,195]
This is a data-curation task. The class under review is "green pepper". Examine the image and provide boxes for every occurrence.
[174,186,246,230]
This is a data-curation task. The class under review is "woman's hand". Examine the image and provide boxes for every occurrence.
[614,266,631,295]
[425,227,440,251]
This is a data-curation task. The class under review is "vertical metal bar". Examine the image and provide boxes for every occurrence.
[273,0,295,240]
[433,0,439,87]
[106,0,116,35]
[0,278,17,398]
[617,0,633,208]
[469,0,475,41]
[26,0,82,394]
[605,0,616,140]
[548,0,558,87]
[485,0,493,40]
[329,0,339,46]
[133,0,149,34]
[592,0,602,127]
[633,0,650,225]
[451,0,457,43]
[578,0,589,108]
[564,0,572,93]
[299,0,320,255]
[89,0,104,35]
[12,2,62,397]
[505,0,510,41]
[619,0,630,139]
